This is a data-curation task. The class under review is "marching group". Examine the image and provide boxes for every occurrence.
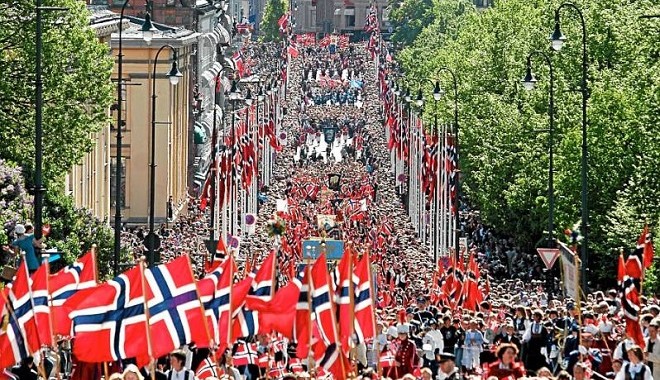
[1,37,658,380]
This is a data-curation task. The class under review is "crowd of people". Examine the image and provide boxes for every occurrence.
[2,36,659,380]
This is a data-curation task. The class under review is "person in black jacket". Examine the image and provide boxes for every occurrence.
[493,322,522,352]
[11,357,38,380]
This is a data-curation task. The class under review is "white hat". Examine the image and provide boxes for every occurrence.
[122,364,144,380]
[387,326,398,338]
[397,324,410,334]
[14,224,25,235]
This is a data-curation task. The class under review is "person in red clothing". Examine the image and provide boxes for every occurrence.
[483,343,526,380]
[392,324,419,379]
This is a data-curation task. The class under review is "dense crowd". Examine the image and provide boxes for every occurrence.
[2,38,658,380]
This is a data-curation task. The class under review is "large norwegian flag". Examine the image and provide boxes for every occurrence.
[198,257,234,347]
[9,259,44,353]
[294,267,311,358]
[145,255,211,358]
[51,251,97,336]
[621,274,645,349]
[353,252,376,343]
[0,287,30,370]
[66,265,150,362]
[310,253,339,351]
[29,260,53,349]
[232,251,278,338]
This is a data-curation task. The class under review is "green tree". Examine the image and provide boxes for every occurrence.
[0,0,114,187]
[260,0,286,42]
[396,0,660,288]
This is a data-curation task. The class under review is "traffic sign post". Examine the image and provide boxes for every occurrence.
[537,248,560,269]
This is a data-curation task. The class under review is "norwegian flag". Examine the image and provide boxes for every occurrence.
[353,252,376,343]
[232,50,246,78]
[66,265,150,362]
[245,278,301,338]
[198,257,235,347]
[621,274,645,349]
[196,357,220,379]
[379,349,395,368]
[29,260,53,349]
[232,340,259,366]
[8,259,44,353]
[267,360,288,378]
[294,268,312,358]
[634,224,655,270]
[145,255,211,358]
[310,253,340,350]
[318,343,349,380]
[336,248,355,355]
[289,357,304,373]
[277,13,289,33]
[247,251,277,302]
[0,287,30,370]
[363,4,378,33]
[51,251,97,336]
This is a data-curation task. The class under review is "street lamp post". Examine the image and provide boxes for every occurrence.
[33,0,66,244]
[435,67,460,259]
[114,7,158,275]
[550,2,589,290]
[147,44,183,267]
[522,51,555,249]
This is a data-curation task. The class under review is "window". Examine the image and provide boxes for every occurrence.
[345,7,355,27]
[110,157,127,208]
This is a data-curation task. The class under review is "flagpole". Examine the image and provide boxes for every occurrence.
[185,253,215,350]
[305,253,314,375]
[91,244,99,284]
[138,256,156,380]
[365,248,380,375]
[227,249,235,351]
[347,243,356,378]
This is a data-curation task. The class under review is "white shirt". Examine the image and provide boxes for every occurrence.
[166,368,196,380]
[614,362,653,380]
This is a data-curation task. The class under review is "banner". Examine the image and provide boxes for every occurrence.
[302,239,344,260]
[559,242,580,300]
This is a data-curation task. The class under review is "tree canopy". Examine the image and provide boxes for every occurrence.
[0,0,114,187]
[395,0,660,289]
[260,0,287,42]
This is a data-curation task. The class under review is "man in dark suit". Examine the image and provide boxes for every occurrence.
[493,322,522,352]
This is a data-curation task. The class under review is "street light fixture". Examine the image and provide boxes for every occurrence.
[404,88,411,103]
[415,88,424,107]
[147,45,182,267]
[549,2,589,290]
[521,60,538,91]
[245,88,253,106]
[432,81,443,101]
[522,52,555,249]
[141,12,157,44]
[257,86,265,102]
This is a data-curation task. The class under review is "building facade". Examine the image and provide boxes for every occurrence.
[65,7,128,223]
[110,23,198,225]
[291,0,388,36]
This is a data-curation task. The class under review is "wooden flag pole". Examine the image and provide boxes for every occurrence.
[138,256,156,380]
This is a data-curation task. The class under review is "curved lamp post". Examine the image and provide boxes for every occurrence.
[522,51,555,249]
[550,2,589,289]
[113,3,156,275]
[147,44,183,267]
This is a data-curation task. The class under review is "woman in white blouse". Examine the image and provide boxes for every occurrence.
[614,345,653,380]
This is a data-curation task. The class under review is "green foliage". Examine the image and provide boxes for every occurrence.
[260,0,286,42]
[397,0,660,288]
[0,160,33,246]
[0,0,114,187]
[43,192,117,279]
